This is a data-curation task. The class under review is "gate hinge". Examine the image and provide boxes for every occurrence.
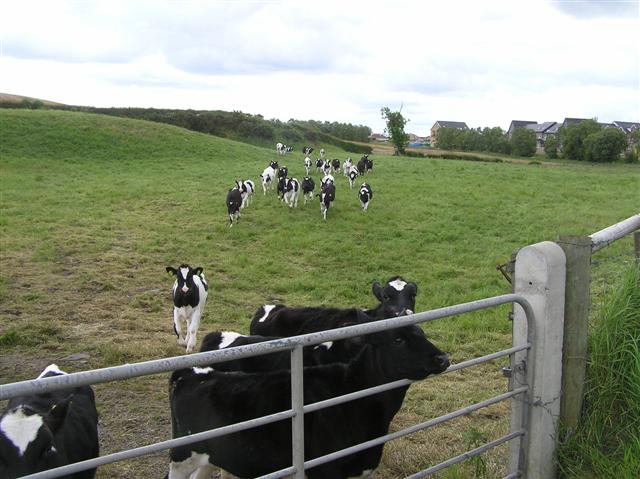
[496,259,515,285]
[502,361,526,378]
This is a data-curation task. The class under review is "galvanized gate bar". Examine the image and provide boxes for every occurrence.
[406,430,525,479]
[0,294,532,401]
[302,387,529,472]
[589,213,640,252]
[290,345,305,479]
[18,409,296,479]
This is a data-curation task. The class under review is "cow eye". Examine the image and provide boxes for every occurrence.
[394,337,405,345]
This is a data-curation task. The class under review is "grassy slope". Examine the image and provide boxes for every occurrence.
[1,109,639,478]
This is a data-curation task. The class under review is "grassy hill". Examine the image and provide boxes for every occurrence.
[1,109,638,478]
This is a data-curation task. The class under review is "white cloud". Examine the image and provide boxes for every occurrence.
[1,0,638,135]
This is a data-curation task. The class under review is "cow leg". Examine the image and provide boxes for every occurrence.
[190,464,217,479]
[174,310,187,346]
[185,312,201,354]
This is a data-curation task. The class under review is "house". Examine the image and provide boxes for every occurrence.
[507,120,537,139]
[561,118,590,128]
[612,121,640,134]
[369,133,389,142]
[430,121,469,147]
[524,121,558,150]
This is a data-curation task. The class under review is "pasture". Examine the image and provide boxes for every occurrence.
[1,109,638,478]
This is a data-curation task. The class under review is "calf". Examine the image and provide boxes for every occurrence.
[331,158,341,173]
[168,318,448,479]
[235,179,255,209]
[260,166,276,194]
[276,176,287,201]
[226,188,242,226]
[0,364,99,479]
[319,181,336,221]
[302,146,314,155]
[250,276,418,337]
[348,165,359,188]
[357,157,367,176]
[322,159,332,176]
[315,158,324,173]
[301,176,315,204]
[304,156,312,175]
[343,158,353,176]
[277,165,288,180]
[321,174,335,187]
[283,178,300,208]
[319,147,326,158]
[359,182,373,211]
[276,142,285,155]
[166,264,209,353]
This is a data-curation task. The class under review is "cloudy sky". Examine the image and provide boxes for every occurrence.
[1,0,638,135]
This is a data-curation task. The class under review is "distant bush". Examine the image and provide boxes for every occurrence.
[510,128,536,157]
[583,128,628,162]
[545,135,559,159]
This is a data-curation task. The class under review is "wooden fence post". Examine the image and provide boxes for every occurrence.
[510,241,566,478]
[556,236,591,436]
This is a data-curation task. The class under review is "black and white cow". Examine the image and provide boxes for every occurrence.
[359,183,373,211]
[0,364,99,479]
[168,315,449,479]
[304,157,312,175]
[276,176,287,201]
[276,142,285,155]
[322,159,332,177]
[357,157,367,175]
[315,158,324,174]
[343,158,353,176]
[319,181,336,221]
[277,166,288,180]
[251,276,418,337]
[301,176,315,204]
[302,146,314,155]
[260,166,276,194]
[166,264,209,353]
[331,158,341,173]
[225,188,242,227]
[235,180,255,209]
[283,178,300,208]
[320,174,335,188]
[348,166,359,188]
[319,148,326,158]
[364,156,373,172]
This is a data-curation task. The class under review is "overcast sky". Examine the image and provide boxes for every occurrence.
[1,0,639,135]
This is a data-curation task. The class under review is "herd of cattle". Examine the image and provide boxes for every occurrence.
[0,265,451,479]
[226,144,375,226]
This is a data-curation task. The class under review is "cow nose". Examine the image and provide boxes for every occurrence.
[435,354,450,369]
[181,286,189,293]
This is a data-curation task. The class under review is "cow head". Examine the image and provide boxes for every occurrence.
[372,276,417,318]
[371,325,449,381]
[0,399,74,479]
[166,264,204,296]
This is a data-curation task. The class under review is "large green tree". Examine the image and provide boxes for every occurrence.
[559,119,601,160]
[510,128,537,157]
[583,128,628,162]
[381,106,409,155]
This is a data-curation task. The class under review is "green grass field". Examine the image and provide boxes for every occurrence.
[1,109,638,478]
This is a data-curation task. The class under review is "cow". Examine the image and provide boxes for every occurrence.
[250,276,418,337]
[357,157,367,176]
[168,315,449,479]
[331,158,341,173]
[283,178,300,208]
[234,180,255,209]
[302,146,314,155]
[301,176,315,205]
[322,159,332,177]
[276,142,285,155]
[304,157,312,175]
[319,181,336,221]
[320,174,335,188]
[359,183,373,211]
[364,156,373,172]
[315,158,324,174]
[343,158,353,176]
[348,165,359,188]
[166,264,209,353]
[319,148,326,158]
[225,188,242,227]
[276,176,287,201]
[285,146,294,153]
[260,166,276,194]
[0,364,99,479]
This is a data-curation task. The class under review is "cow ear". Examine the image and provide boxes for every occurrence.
[407,282,418,295]
[166,266,177,275]
[372,282,384,301]
[194,267,204,276]
[47,396,72,434]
